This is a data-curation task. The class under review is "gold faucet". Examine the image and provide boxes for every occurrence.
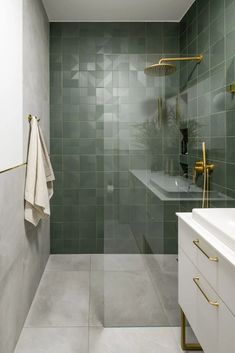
[192,142,215,208]
[192,161,204,183]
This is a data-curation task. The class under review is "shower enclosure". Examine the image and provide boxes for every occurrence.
[99,49,182,327]
[50,22,219,329]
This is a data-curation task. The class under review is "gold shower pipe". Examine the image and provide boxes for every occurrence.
[192,142,215,208]
[159,54,203,64]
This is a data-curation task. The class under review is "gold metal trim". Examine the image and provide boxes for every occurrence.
[227,84,235,93]
[181,309,202,351]
[193,240,219,262]
[193,277,219,307]
[0,162,27,175]
[193,142,215,208]
[159,54,203,64]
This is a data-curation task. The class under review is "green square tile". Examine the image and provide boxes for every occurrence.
[63,155,80,171]
[80,155,96,171]
[63,189,79,205]
[51,205,63,222]
[210,137,226,161]
[210,62,225,89]
[63,172,80,189]
[79,222,96,238]
[164,238,178,254]
[63,222,79,240]
[50,37,62,53]
[51,222,63,240]
[50,23,63,37]
[210,16,225,47]
[210,0,224,22]
[51,121,62,138]
[51,138,62,154]
[226,137,235,162]
[163,37,179,54]
[79,239,97,253]
[146,37,163,53]
[63,139,80,154]
[226,28,235,60]
[64,205,79,221]
[50,239,64,254]
[225,0,235,34]
[51,155,62,171]
[226,110,235,136]
[63,122,80,138]
[79,189,96,205]
[211,112,226,137]
[51,188,63,205]
[198,4,209,34]
[63,239,79,254]
[80,172,96,188]
[79,122,96,138]
[227,163,235,189]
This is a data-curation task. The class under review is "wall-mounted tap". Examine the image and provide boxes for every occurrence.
[192,142,215,208]
[192,161,204,184]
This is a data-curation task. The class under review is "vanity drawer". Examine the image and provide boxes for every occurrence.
[179,247,219,353]
[178,219,219,288]
[179,218,235,315]
[179,247,235,353]
[219,297,235,353]
[218,257,235,316]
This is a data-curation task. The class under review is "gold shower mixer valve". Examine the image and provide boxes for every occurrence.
[192,160,215,184]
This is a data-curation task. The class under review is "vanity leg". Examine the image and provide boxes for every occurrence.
[181,309,202,351]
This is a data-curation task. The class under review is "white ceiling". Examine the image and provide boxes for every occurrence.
[42,0,195,22]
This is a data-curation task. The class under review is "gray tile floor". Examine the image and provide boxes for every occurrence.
[14,255,199,353]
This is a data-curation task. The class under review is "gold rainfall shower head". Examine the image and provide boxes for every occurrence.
[144,54,203,77]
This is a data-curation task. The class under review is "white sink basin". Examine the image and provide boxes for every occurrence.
[192,208,235,251]
[150,171,203,198]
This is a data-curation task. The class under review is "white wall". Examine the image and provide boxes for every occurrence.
[0,0,23,172]
[0,1,50,353]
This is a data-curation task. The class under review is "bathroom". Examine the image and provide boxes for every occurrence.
[1,0,235,352]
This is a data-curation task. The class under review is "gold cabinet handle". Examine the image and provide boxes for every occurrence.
[193,277,219,307]
[193,240,218,262]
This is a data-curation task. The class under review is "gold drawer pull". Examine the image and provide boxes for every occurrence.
[193,240,218,262]
[193,277,219,307]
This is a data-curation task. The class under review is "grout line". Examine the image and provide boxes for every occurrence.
[23,325,91,328]
[88,254,92,353]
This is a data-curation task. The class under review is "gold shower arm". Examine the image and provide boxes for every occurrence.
[159,54,203,64]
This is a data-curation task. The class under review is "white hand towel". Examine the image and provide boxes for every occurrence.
[24,116,55,226]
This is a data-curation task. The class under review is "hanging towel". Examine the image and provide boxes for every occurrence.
[24,116,55,226]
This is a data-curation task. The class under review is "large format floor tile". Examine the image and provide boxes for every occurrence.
[25,271,89,327]
[90,270,168,327]
[145,255,179,326]
[89,327,182,353]
[91,254,146,271]
[14,254,187,353]
[47,254,91,271]
[14,327,88,353]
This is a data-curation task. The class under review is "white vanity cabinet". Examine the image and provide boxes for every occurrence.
[178,213,235,353]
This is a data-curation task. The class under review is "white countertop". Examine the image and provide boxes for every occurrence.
[177,212,235,267]
[130,169,229,202]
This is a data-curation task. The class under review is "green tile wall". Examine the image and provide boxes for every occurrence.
[51,3,235,255]
[179,0,235,211]
[50,22,180,253]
